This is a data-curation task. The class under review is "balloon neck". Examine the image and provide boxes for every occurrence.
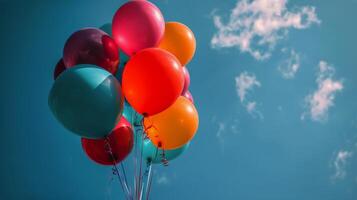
[147,157,152,163]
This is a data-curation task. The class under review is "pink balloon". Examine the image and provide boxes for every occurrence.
[112,0,165,56]
[182,91,194,103]
[181,67,191,94]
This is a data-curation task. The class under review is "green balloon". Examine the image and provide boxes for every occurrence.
[48,64,124,139]
[142,139,189,164]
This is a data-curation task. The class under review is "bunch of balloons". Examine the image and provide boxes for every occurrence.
[48,0,198,199]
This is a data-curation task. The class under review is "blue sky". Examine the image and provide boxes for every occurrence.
[0,0,357,199]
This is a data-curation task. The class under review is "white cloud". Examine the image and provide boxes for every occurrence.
[214,118,240,154]
[216,122,226,153]
[246,101,257,113]
[216,122,226,139]
[235,72,261,102]
[331,150,353,180]
[235,72,263,118]
[246,101,264,119]
[278,49,300,79]
[156,173,169,185]
[211,0,320,60]
[303,61,343,121]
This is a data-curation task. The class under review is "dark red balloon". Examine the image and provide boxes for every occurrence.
[53,59,66,80]
[181,67,191,94]
[63,28,119,74]
[81,117,133,165]
[122,48,184,116]
[182,90,194,103]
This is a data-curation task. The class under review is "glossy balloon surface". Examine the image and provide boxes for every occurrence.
[182,91,194,103]
[112,0,165,55]
[81,117,133,165]
[181,66,190,94]
[122,48,184,116]
[159,22,196,66]
[144,96,199,150]
[49,64,124,138]
[63,28,119,74]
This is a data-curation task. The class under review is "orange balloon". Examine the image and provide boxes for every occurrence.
[144,96,199,150]
[159,22,196,66]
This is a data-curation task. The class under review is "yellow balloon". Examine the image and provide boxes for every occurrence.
[144,96,199,150]
[159,22,196,66]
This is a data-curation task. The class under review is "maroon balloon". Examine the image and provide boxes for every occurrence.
[181,67,191,94]
[81,117,133,165]
[53,59,66,80]
[63,28,119,74]
[182,91,194,103]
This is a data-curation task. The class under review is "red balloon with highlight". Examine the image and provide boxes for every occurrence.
[122,48,184,116]
[81,117,133,166]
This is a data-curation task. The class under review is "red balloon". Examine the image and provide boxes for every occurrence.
[63,28,119,74]
[81,117,133,165]
[122,48,184,116]
[181,67,191,94]
[182,90,194,103]
[53,59,66,80]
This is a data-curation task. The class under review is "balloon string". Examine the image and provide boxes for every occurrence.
[133,124,138,199]
[138,160,152,200]
[161,149,169,167]
[139,182,144,200]
[133,112,143,200]
[145,163,153,200]
[121,162,131,198]
[131,112,137,199]
[104,138,131,200]
[138,127,145,200]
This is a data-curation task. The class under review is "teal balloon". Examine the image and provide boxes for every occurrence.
[115,50,130,83]
[122,101,142,125]
[99,23,112,36]
[142,139,189,164]
[48,64,124,139]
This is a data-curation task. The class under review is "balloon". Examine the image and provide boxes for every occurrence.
[48,64,124,139]
[122,100,143,125]
[122,48,184,116]
[53,59,66,80]
[144,96,199,150]
[81,117,133,165]
[115,51,130,84]
[182,91,194,103]
[63,28,119,74]
[99,23,129,83]
[142,139,189,164]
[158,22,196,66]
[181,67,190,94]
[112,0,165,56]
